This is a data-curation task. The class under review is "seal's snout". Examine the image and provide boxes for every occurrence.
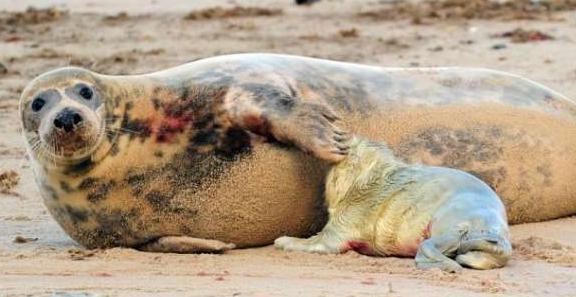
[40,104,101,159]
[53,107,84,132]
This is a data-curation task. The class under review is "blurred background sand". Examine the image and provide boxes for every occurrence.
[0,0,575,296]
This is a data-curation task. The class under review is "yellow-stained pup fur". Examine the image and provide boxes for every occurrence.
[275,137,512,272]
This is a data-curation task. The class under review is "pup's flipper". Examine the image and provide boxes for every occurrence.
[415,234,463,273]
[456,233,512,269]
[456,251,507,270]
[274,233,342,254]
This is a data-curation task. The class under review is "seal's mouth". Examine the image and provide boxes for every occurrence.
[42,124,99,158]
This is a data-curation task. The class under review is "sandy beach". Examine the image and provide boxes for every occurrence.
[0,0,575,296]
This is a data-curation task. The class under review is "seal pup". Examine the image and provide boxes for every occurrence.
[275,137,512,272]
[19,53,576,251]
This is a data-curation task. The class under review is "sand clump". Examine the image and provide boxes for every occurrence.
[67,248,100,260]
[0,170,19,194]
[493,28,555,43]
[0,7,68,27]
[358,0,576,23]
[103,12,130,22]
[338,28,360,38]
[184,6,282,21]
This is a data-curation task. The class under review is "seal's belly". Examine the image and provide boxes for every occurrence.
[163,144,329,247]
[42,143,328,248]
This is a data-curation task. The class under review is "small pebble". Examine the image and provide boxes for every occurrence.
[429,46,444,52]
[13,235,38,243]
[492,43,507,50]
[295,0,320,5]
[0,62,7,74]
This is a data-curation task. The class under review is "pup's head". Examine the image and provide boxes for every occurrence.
[20,67,107,165]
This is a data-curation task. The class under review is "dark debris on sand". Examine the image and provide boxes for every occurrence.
[68,248,100,261]
[0,62,8,75]
[184,6,283,20]
[13,235,38,244]
[338,28,360,38]
[0,170,19,194]
[0,7,68,27]
[102,12,130,22]
[493,28,555,43]
[358,0,576,24]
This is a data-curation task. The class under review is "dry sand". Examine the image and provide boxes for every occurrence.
[0,0,575,296]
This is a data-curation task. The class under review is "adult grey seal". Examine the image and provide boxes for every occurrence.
[275,137,512,272]
[19,53,576,251]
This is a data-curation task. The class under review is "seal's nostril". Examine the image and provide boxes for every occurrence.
[54,118,63,129]
[73,113,83,125]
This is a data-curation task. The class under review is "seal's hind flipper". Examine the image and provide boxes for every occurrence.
[456,235,512,269]
[456,251,507,270]
[138,236,235,254]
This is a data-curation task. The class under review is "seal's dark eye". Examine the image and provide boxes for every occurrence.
[79,86,93,100]
[31,97,46,112]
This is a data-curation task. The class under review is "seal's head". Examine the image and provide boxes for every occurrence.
[20,67,106,166]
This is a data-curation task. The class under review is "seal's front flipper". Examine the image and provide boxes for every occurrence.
[415,235,463,273]
[138,236,236,254]
[228,86,349,163]
[274,233,342,254]
[264,102,349,163]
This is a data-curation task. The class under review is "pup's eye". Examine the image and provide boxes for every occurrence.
[31,97,46,112]
[79,85,93,100]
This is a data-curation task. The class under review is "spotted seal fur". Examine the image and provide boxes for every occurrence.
[275,137,512,272]
[19,53,576,250]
